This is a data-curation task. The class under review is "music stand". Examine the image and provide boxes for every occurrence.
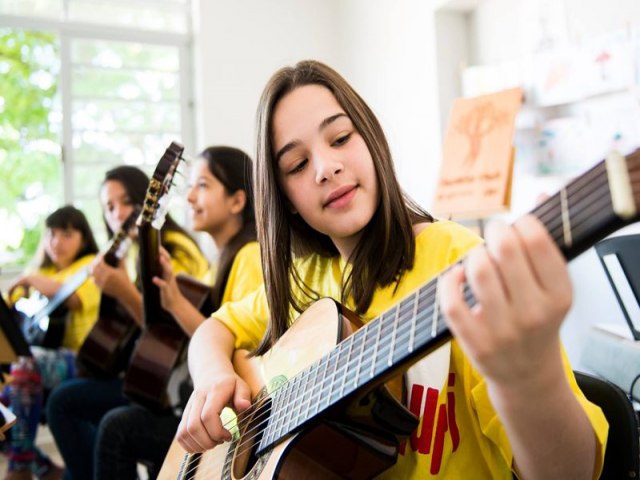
[594,234,640,341]
[0,292,31,363]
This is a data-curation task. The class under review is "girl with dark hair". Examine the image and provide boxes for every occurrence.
[176,61,607,480]
[46,165,209,480]
[3,205,100,480]
[93,165,208,324]
[92,146,262,480]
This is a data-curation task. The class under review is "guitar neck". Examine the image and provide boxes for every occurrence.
[259,150,640,453]
[138,224,173,326]
[32,267,89,323]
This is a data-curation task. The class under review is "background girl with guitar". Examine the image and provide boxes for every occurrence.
[94,146,263,480]
[46,164,208,480]
[175,61,612,479]
[2,205,100,480]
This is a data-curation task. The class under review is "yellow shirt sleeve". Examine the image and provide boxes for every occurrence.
[213,286,269,351]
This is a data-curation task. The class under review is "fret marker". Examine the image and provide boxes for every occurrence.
[606,151,637,219]
[560,188,573,248]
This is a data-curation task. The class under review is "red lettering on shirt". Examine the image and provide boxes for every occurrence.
[447,373,460,451]
[399,373,459,475]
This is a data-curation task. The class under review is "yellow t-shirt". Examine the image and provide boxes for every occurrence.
[38,254,101,351]
[163,230,209,279]
[220,242,263,305]
[213,221,608,479]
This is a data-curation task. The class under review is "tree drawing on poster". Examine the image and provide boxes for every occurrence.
[433,87,523,219]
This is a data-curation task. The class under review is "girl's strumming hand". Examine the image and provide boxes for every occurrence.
[152,246,185,315]
[177,369,252,452]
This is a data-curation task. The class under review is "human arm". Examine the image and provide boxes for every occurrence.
[91,256,143,325]
[176,317,251,452]
[153,247,205,336]
[439,215,597,480]
[176,286,270,452]
[9,274,84,311]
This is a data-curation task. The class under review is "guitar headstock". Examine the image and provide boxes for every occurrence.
[103,206,142,266]
[137,142,185,230]
[607,148,640,223]
[626,148,640,217]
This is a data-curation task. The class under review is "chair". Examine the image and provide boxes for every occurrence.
[575,371,640,479]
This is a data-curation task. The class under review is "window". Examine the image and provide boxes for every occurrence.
[0,1,193,271]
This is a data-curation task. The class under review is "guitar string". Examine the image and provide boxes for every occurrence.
[185,161,620,477]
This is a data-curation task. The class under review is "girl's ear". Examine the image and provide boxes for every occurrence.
[229,190,247,215]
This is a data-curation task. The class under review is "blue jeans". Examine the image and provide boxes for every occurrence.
[46,377,128,480]
[95,404,180,480]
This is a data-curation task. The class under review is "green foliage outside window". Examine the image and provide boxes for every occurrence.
[0,28,61,271]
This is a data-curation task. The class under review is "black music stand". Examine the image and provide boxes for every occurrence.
[594,234,640,341]
[0,292,31,364]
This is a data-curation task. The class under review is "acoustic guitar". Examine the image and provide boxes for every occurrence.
[76,208,141,377]
[12,208,140,350]
[122,142,211,411]
[158,149,640,479]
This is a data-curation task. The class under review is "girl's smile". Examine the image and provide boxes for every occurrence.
[323,184,358,209]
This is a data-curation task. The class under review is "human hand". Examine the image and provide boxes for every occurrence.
[91,256,131,297]
[176,370,252,453]
[152,247,183,314]
[439,215,572,391]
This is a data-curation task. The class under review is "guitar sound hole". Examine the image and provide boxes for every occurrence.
[232,397,272,478]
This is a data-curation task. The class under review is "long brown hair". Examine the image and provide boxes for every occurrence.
[199,146,256,308]
[254,60,433,354]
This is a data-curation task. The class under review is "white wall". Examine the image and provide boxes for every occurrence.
[192,0,443,209]
[192,0,342,158]
[465,0,640,368]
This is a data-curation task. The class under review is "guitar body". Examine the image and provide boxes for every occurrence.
[14,294,68,349]
[76,294,138,378]
[123,276,212,410]
[160,298,417,479]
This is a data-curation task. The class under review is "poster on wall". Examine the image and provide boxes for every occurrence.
[532,46,587,106]
[583,30,635,97]
[432,87,523,220]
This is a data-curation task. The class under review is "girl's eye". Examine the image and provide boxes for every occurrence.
[332,133,351,147]
[289,159,308,175]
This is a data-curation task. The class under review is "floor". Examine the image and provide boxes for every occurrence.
[0,424,64,474]
[1,425,148,479]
